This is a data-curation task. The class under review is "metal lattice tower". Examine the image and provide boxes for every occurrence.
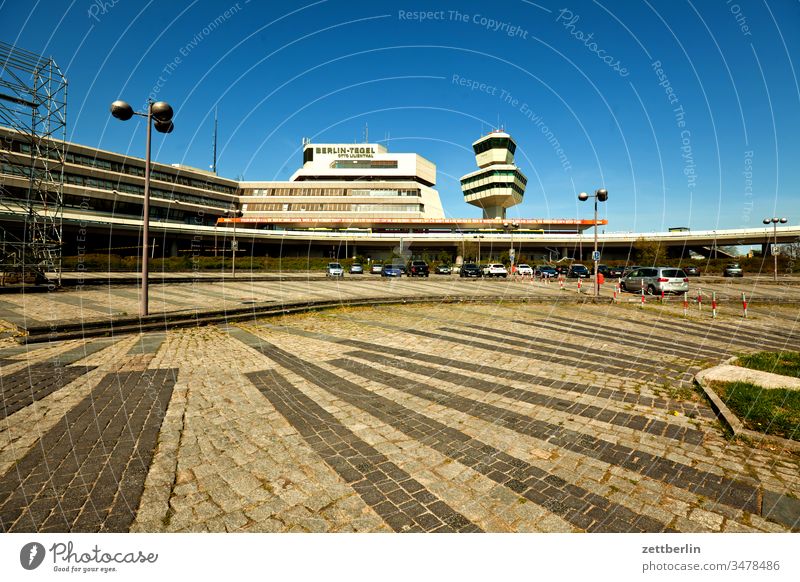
[0,41,66,285]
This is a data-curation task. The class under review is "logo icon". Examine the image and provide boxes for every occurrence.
[20,542,46,570]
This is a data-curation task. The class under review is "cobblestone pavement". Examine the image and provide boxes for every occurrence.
[2,274,799,328]
[0,301,798,532]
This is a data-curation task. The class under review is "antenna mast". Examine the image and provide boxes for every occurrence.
[211,107,218,174]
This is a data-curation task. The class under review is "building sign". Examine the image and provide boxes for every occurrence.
[314,146,376,158]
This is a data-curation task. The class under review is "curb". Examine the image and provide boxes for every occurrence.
[16,293,612,344]
[695,357,800,453]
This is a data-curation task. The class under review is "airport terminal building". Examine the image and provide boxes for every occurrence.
[0,125,601,265]
[7,124,791,270]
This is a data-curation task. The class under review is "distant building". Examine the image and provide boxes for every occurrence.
[239,141,445,228]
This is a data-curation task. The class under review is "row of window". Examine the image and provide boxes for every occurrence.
[245,203,423,213]
[243,187,420,197]
[2,185,221,225]
[473,137,516,155]
[460,169,528,187]
[3,138,237,194]
[331,160,398,169]
[463,181,526,197]
[0,163,228,210]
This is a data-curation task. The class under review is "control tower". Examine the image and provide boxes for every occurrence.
[460,131,527,219]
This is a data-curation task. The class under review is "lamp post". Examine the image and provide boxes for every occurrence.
[226,208,243,277]
[110,99,174,316]
[578,188,608,297]
[503,221,519,273]
[763,217,788,282]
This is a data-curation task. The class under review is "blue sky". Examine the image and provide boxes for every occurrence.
[2,0,799,231]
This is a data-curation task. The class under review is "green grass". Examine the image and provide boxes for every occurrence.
[715,381,800,441]
[736,351,800,378]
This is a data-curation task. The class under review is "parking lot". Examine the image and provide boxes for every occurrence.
[1,272,799,330]
[0,296,798,533]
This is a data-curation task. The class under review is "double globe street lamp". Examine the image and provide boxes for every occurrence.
[763,216,788,282]
[578,188,608,297]
[110,99,174,316]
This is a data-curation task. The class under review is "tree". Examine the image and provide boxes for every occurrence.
[632,238,667,265]
[461,242,479,262]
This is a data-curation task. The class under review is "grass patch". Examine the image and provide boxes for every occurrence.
[714,381,800,441]
[736,351,800,378]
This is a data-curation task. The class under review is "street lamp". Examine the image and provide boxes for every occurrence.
[110,99,174,316]
[474,234,484,264]
[578,188,608,297]
[763,217,788,282]
[503,221,519,273]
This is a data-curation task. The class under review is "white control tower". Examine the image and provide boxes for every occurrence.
[460,131,527,219]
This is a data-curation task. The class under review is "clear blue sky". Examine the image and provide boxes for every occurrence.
[2,0,799,231]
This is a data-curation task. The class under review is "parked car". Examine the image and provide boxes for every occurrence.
[620,266,689,294]
[381,264,403,277]
[684,265,701,277]
[534,265,558,278]
[459,263,483,278]
[435,265,452,275]
[483,263,509,278]
[516,264,533,276]
[349,263,364,274]
[407,260,430,277]
[621,265,643,278]
[326,262,344,278]
[567,264,590,278]
[596,264,624,278]
[371,263,383,274]
[723,263,743,277]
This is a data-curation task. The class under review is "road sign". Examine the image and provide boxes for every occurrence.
[509,248,515,260]
[771,246,780,256]
[232,240,239,251]
[591,250,601,261]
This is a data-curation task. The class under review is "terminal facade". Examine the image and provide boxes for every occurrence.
[4,124,792,267]
[0,126,601,264]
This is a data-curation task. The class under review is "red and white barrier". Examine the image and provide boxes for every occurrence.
[640,284,645,308]
[577,278,582,293]
[683,291,688,316]
[697,288,702,311]
[742,292,748,318]
[559,276,564,291]
[711,291,717,319]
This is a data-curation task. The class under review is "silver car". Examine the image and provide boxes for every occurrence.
[620,267,689,295]
[326,262,344,277]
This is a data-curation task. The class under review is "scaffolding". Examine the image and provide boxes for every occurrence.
[0,41,66,286]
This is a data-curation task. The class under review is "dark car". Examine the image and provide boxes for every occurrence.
[684,265,700,276]
[597,264,624,278]
[381,264,403,277]
[459,263,483,278]
[407,260,430,277]
[435,265,452,275]
[567,264,590,278]
[534,265,558,278]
